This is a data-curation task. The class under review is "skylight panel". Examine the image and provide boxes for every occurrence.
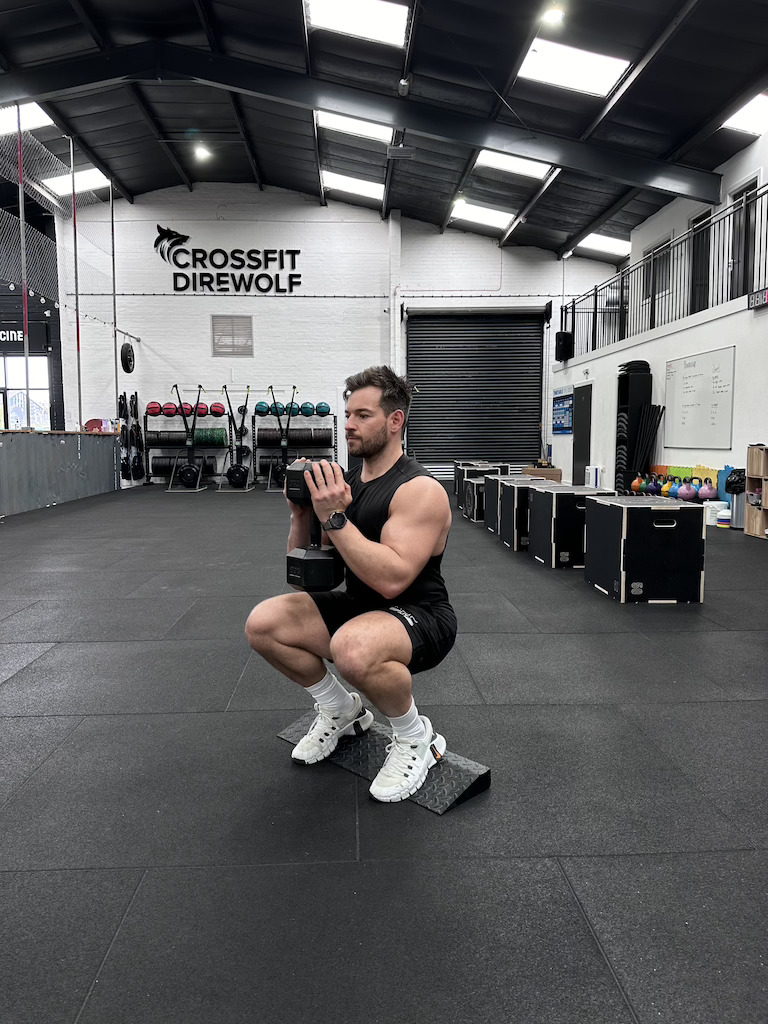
[0,102,54,135]
[306,0,409,47]
[41,168,111,196]
[577,233,631,257]
[450,199,515,231]
[316,111,393,143]
[321,170,385,201]
[518,38,629,97]
[475,149,552,179]
[721,93,768,136]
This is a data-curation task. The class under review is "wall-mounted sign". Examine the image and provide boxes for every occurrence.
[552,384,574,434]
[0,320,49,349]
[747,287,768,309]
[154,225,303,295]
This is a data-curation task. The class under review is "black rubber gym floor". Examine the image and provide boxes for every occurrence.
[1,486,766,1024]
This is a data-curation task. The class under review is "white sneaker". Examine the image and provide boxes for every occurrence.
[369,716,446,803]
[291,692,374,764]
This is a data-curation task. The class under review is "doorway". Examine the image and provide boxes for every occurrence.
[730,181,757,300]
[0,389,7,429]
[572,383,592,486]
[689,211,711,314]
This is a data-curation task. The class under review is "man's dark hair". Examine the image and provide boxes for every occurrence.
[344,366,414,427]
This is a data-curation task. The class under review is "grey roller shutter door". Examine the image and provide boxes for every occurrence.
[405,314,543,463]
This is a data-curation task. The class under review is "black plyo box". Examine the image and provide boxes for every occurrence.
[279,715,491,814]
[584,495,706,602]
[456,465,500,509]
[529,485,616,568]
[463,477,485,521]
[498,477,548,549]
[486,475,545,537]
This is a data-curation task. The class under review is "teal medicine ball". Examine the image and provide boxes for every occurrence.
[269,402,285,416]
[300,402,315,417]
[254,401,270,417]
[315,401,331,417]
[286,402,300,416]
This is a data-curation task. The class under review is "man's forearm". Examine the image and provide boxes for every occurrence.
[327,522,409,599]
[287,514,311,554]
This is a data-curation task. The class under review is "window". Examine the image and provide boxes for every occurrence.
[643,240,671,298]
[212,315,253,357]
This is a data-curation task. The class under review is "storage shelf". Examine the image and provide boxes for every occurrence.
[745,448,768,538]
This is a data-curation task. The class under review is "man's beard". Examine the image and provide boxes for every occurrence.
[347,423,389,458]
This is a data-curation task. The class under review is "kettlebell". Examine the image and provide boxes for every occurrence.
[699,477,718,502]
[690,476,703,501]
[678,477,696,502]
[669,476,682,499]
[661,474,674,498]
[647,473,662,496]
[639,474,649,494]
[631,473,644,494]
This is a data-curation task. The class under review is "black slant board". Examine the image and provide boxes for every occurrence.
[279,714,491,814]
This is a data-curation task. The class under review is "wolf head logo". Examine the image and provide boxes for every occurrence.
[154,225,190,262]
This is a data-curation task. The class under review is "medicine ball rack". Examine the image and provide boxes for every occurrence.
[143,384,232,491]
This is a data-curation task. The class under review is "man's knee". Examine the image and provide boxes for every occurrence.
[244,598,281,651]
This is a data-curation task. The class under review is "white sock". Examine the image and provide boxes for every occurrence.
[306,669,356,715]
[388,700,427,742]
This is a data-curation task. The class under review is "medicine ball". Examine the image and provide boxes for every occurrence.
[180,402,193,417]
[162,402,177,417]
[254,401,270,417]
[210,402,226,417]
[286,402,300,416]
[196,402,208,417]
[316,401,331,417]
[146,401,162,417]
[300,402,315,417]
[270,402,285,416]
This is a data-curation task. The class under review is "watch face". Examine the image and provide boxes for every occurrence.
[329,512,346,529]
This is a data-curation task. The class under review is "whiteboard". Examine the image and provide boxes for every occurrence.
[664,346,735,449]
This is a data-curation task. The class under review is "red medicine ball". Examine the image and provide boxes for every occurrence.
[209,402,226,417]
[162,402,178,417]
[180,402,193,416]
[196,402,209,417]
[146,401,162,417]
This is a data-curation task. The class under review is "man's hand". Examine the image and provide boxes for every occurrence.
[285,457,311,518]
[304,460,352,524]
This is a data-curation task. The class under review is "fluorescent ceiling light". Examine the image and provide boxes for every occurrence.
[450,199,515,231]
[316,110,393,143]
[0,102,54,135]
[577,233,631,257]
[321,170,385,201]
[307,0,408,47]
[541,3,565,25]
[721,93,768,135]
[519,38,629,97]
[41,167,111,196]
[475,149,551,179]
[194,145,212,160]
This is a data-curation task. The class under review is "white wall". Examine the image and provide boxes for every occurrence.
[552,128,768,485]
[56,183,616,447]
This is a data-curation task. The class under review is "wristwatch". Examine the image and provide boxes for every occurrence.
[322,510,348,531]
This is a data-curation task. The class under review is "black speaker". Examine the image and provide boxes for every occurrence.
[555,331,574,361]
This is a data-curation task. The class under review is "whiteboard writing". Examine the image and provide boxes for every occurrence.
[664,346,735,449]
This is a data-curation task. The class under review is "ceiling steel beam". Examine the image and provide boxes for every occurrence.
[301,4,326,206]
[124,83,193,190]
[0,42,722,204]
[438,16,542,232]
[0,42,134,204]
[382,4,423,220]
[67,0,108,52]
[500,0,702,247]
[190,0,264,189]
[556,65,768,258]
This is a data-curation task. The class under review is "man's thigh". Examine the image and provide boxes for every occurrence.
[331,610,414,668]
[248,592,333,660]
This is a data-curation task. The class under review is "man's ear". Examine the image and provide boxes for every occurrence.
[389,408,405,434]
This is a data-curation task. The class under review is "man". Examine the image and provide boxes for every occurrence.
[245,365,457,803]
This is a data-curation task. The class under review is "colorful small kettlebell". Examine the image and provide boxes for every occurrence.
[661,474,675,498]
[631,473,644,494]
[699,477,718,502]
[677,477,697,502]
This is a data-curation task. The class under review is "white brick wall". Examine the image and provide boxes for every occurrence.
[56,182,617,453]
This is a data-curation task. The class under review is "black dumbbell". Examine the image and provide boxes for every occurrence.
[285,460,344,592]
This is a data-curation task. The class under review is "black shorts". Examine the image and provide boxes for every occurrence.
[310,591,457,675]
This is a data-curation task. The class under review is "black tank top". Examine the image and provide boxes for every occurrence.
[343,454,452,608]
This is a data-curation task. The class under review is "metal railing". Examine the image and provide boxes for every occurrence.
[561,183,768,356]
